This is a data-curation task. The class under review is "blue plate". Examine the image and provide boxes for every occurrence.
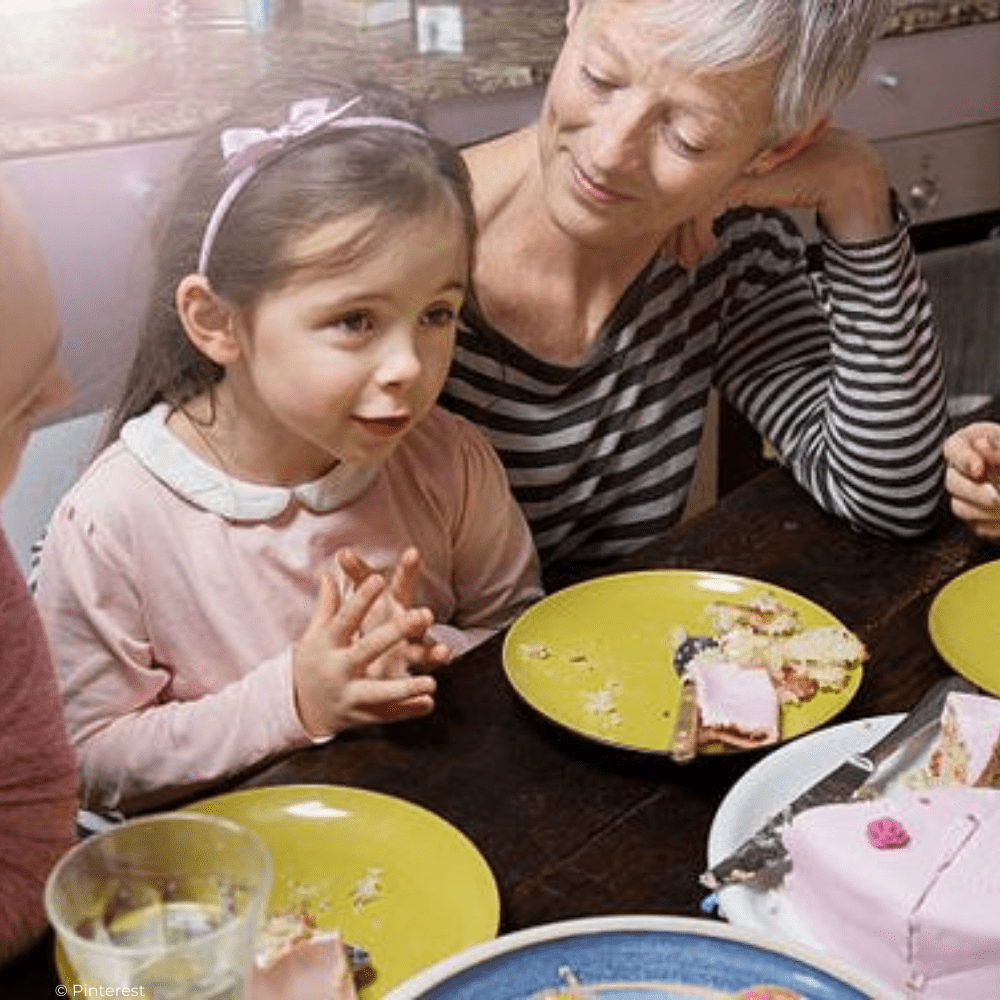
[383,916,894,1000]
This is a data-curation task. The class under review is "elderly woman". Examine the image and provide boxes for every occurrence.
[443,0,946,585]
[0,181,78,963]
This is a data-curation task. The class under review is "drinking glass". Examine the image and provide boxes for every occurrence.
[45,812,273,1000]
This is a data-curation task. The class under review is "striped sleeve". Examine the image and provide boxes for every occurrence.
[442,204,947,581]
[715,206,947,538]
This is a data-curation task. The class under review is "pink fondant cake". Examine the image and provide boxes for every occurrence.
[252,933,357,1000]
[253,909,358,1000]
[687,655,780,749]
[925,692,1000,788]
[781,787,1000,999]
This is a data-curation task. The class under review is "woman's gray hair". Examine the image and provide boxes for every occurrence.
[616,0,891,139]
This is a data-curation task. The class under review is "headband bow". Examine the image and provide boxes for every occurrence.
[197,95,427,274]
[220,96,362,174]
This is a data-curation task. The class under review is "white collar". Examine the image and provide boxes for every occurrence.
[120,403,378,521]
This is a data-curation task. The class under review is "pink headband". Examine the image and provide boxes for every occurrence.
[196,96,427,275]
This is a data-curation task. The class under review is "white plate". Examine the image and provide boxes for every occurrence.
[706,714,906,950]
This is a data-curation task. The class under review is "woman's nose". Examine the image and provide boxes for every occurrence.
[590,98,648,173]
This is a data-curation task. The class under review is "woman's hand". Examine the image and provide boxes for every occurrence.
[739,126,894,243]
[944,422,1000,540]
[292,570,438,740]
[667,127,895,268]
[336,547,452,677]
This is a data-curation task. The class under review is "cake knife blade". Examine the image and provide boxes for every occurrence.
[669,671,699,763]
[669,636,716,763]
[700,675,975,891]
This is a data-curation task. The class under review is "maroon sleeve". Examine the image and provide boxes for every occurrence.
[0,531,78,965]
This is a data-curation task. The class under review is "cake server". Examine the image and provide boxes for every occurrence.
[669,636,717,763]
[699,674,975,891]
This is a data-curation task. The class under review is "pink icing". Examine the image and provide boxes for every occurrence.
[867,816,910,849]
[252,933,357,1000]
[781,788,1000,999]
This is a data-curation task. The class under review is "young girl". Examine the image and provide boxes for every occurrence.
[33,80,542,817]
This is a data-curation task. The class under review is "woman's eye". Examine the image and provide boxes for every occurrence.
[667,128,709,158]
[581,64,615,91]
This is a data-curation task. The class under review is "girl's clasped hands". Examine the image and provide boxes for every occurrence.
[293,547,449,739]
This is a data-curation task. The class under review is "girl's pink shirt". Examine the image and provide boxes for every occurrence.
[34,406,541,815]
[0,529,78,964]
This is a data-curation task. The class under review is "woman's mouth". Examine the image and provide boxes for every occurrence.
[352,414,412,439]
[571,160,635,206]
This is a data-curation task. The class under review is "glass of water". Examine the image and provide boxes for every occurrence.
[45,812,273,1000]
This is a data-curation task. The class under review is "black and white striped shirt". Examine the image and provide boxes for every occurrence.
[441,206,947,581]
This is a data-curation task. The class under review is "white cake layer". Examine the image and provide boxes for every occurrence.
[932,692,1000,784]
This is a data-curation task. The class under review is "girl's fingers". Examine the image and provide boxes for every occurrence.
[404,638,452,671]
[337,546,424,611]
[389,547,421,606]
[328,574,387,648]
[337,547,375,586]
[341,607,433,672]
[426,641,453,667]
[303,570,341,637]
[346,675,437,717]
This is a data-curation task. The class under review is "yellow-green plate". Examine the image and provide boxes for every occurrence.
[503,570,864,755]
[188,785,499,998]
[928,559,1000,695]
[58,786,499,998]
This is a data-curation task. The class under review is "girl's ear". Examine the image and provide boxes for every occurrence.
[745,117,829,176]
[175,274,242,365]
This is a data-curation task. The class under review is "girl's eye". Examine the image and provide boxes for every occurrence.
[421,304,458,330]
[330,311,374,337]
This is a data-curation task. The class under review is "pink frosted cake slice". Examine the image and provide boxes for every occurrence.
[252,933,357,1000]
[253,908,358,1000]
[687,655,780,749]
[781,787,1000,999]
[925,692,1000,788]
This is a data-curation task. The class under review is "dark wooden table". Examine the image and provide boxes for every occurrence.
[7,461,995,998]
